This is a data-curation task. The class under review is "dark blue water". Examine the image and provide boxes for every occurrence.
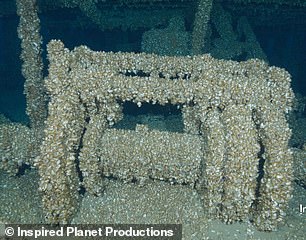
[0,2,305,122]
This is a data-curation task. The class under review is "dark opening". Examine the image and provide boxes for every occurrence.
[113,101,184,133]
[16,163,31,177]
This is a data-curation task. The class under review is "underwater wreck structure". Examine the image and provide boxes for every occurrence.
[39,38,294,231]
[1,0,304,233]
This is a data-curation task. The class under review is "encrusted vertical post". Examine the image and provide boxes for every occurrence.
[200,108,225,217]
[253,66,294,231]
[16,0,47,128]
[79,114,108,196]
[254,108,293,231]
[220,104,260,223]
[35,41,85,223]
[36,93,85,223]
[192,0,213,55]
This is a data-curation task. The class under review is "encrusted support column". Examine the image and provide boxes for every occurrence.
[220,104,260,223]
[253,66,294,231]
[200,108,225,217]
[35,93,85,224]
[16,0,47,128]
[192,0,213,55]
[34,40,86,224]
[79,114,108,197]
[254,107,293,231]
